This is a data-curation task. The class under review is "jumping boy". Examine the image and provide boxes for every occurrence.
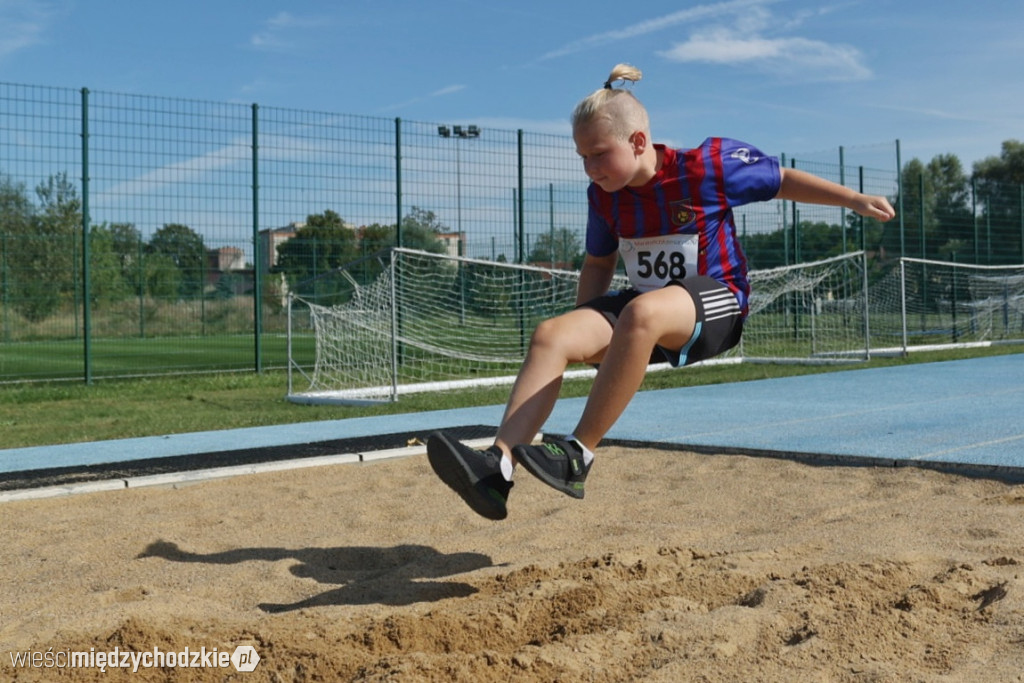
[427,64,896,520]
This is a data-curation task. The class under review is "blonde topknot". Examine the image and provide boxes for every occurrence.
[571,64,649,139]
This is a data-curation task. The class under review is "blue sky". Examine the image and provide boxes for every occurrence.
[1,0,1021,172]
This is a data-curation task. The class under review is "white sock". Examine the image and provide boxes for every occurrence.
[500,453,515,481]
[567,434,595,466]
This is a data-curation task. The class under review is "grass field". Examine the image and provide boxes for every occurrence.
[1,343,1021,450]
[0,334,316,381]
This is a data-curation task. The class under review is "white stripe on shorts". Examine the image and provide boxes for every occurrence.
[700,288,741,322]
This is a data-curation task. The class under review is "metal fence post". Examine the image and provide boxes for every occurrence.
[790,157,799,263]
[859,167,866,253]
[394,118,405,368]
[517,130,526,353]
[919,173,927,331]
[972,177,979,264]
[862,250,871,359]
[80,87,92,385]
[896,139,905,258]
[839,146,847,253]
[395,118,402,248]
[516,130,525,264]
[899,258,908,355]
[251,103,262,373]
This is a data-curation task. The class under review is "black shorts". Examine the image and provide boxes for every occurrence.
[579,276,744,367]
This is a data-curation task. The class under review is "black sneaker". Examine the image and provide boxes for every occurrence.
[426,431,512,521]
[512,436,591,499]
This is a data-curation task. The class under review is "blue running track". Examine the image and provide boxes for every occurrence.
[2,355,1022,482]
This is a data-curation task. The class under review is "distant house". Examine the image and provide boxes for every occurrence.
[208,246,245,272]
[202,246,249,296]
[258,222,303,273]
[437,231,466,258]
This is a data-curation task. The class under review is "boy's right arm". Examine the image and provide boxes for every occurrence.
[575,252,619,306]
[776,168,895,222]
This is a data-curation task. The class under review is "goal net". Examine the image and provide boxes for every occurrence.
[287,248,628,404]
[287,248,878,404]
[870,257,1024,353]
[741,251,870,362]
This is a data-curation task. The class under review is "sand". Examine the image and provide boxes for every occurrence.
[3,443,1024,682]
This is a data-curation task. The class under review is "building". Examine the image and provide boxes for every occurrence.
[436,231,466,258]
[258,222,303,274]
[208,246,245,272]
[205,246,250,295]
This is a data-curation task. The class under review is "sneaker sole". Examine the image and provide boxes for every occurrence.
[427,432,507,521]
[513,446,586,499]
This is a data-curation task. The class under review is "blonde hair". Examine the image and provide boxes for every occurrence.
[571,64,649,140]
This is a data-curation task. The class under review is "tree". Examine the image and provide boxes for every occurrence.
[972,140,1024,263]
[927,155,972,259]
[401,207,447,236]
[0,174,34,274]
[898,154,971,261]
[359,223,397,257]
[147,223,207,299]
[527,227,584,268]
[357,209,450,257]
[88,223,133,304]
[107,222,145,293]
[397,206,449,254]
[275,210,359,292]
[973,140,1024,192]
[9,173,82,322]
[144,253,182,300]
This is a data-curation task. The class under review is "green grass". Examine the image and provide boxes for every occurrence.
[0,334,314,380]
[1,343,1021,450]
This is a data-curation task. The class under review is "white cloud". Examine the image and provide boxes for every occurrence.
[250,11,329,52]
[96,139,249,202]
[430,84,466,97]
[377,84,467,114]
[538,0,768,61]
[659,30,871,81]
[0,0,55,59]
[538,0,872,83]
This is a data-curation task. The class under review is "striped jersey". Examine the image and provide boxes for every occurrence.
[585,137,781,316]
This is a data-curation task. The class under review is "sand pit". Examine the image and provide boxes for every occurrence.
[4,444,1024,681]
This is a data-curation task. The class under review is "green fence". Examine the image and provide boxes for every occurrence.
[1,82,1022,382]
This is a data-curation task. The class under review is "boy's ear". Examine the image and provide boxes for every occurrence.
[629,130,647,155]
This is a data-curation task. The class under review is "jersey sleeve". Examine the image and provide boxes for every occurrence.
[715,138,782,206]
[584,185,618,257]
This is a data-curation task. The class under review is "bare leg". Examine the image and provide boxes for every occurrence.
[572,286,698,450]
[494,307,613,459]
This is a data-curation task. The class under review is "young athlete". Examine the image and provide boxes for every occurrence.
[427,64,896,520]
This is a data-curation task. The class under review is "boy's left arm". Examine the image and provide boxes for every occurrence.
[776,168,896,222]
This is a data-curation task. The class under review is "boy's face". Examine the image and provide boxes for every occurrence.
[573,118,644,192]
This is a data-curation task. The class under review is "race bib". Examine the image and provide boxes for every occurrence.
[618,234,699,292]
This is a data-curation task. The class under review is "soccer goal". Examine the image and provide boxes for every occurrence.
[286,248,630,404]
[871,257,1024,354]
[287,248,879,405]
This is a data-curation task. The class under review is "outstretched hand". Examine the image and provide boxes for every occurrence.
[851,194,896,222]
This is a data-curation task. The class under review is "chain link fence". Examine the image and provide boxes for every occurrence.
[2,82,1022,382]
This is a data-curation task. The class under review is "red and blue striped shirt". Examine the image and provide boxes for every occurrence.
[585,137,780,316]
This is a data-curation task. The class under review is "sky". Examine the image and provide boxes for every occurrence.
[1,0,1021,172]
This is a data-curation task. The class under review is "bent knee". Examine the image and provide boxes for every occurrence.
[617,289,697,338]
[528,310,611,361]
[618,295,666,331]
